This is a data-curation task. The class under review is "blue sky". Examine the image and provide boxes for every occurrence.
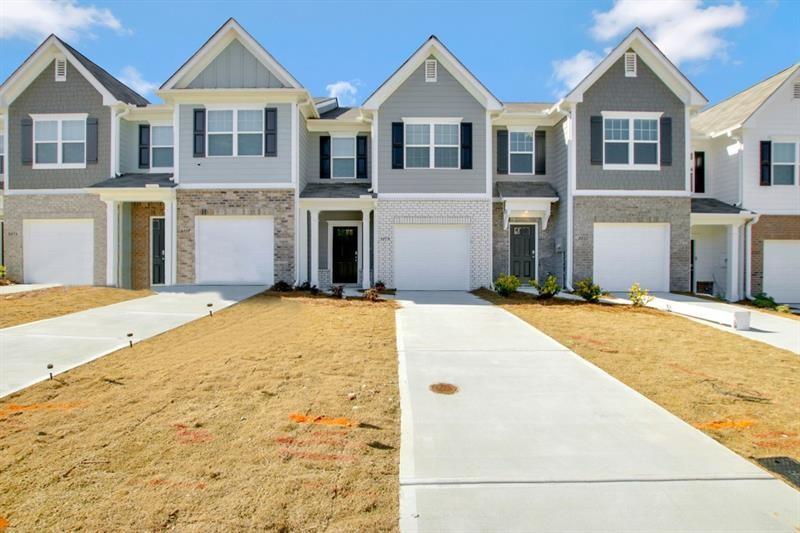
[1,0,798,107]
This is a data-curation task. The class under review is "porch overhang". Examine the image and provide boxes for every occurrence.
[86,173,177,202]
[691,212,759,227]
[299,196,376,211]
[502,197,559,230]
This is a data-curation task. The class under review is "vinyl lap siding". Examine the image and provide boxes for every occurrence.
[304,130,371,186]
[492,124,557,185]
[119,120,144,175]
[186,40,286,89]
[298,114,311,191]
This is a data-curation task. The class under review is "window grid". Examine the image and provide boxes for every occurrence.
[603,116,659,169]
[772,142,798,185]
[404,121,460,169]
[0,133,4,175]
[151,125,174,169]
[207,109,263,157]
[331,136,356,178]
[33,116,86,169]
[509,131,534,174]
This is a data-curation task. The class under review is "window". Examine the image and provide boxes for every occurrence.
[55,58,67,82]
[425,59,438,82]
[624,52,637,77]
[331,136,356,178]
[509,131,534,174]
[772,142,797,185]
[404,120,460,169]
[32,114,86,169]
[602,113,660,170]
[151,126,174,168]
[207,109,263,157]
[0,133,4,175]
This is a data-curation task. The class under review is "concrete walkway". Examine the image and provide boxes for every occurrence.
[0,285,264,398]
[395,291,799,532]
[0,283,60,295]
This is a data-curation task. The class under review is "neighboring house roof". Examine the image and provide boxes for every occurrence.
[692,64,800,136]
[160,18,303,90]
[563,27,707,107]
[691,198,746,214]
[362,35,502,111]
[496,181,558,199]
[300,182,373,198]
[90,173,176,188]
[318,107,361,120]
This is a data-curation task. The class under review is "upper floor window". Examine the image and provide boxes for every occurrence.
[405,119,459,169]
[32,114,87,169]
[151,125,174,169]
[207,109,263,157]
[0,133,5,175]
[331,136,356,178]
[772,142,797,185]
[509,131,534,174]
[602,112,660,170]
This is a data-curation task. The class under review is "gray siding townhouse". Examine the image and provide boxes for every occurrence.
[3,21,793,303]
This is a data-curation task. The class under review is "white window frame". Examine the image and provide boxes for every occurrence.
[31,113,88,170]
[0,132,5,176]
[150,123,174,171]
[205,106,264,158]
[771,139,799,186]
[402,117,461,170]
[601,111,662,171]
[508,128,536,175]
[330,135,356,179]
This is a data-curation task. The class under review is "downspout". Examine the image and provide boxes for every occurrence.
[113,106,131,177]
[744,213,760,300]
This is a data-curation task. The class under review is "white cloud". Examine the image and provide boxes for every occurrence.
[0,0,126,42]
[118,66,158,97]
[551,50,603,97]
[326,80,360,106]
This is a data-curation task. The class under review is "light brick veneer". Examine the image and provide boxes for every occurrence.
[750,214,800,295]
[175,189,295,284]
[3,194,107,284]
[131,202,165,290]
[573,196,691,291]
[374,199,492,289]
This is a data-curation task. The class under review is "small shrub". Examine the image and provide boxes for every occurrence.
[0,265,6,278]
[776,304,791,314]
[628,283,653,307]
[270,280,293,292]
[309,285,320,296]
[752,292,777,309]
[374,280,386,292]
[363,288,381,302]
[531,274,561,300]
[494,273,521,297]
[330,285,344,299]
[295,281,311,292]
[574,278,603,303]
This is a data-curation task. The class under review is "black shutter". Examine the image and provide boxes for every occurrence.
[590,116,603,165]
[660,116,672,166]
[391,122,404,169]
[138,124,150,169]
[356,135,368,179]
[265,107,277,157]
[21,118,33,165]
[760,141,771,186]
[0,155,4,176]
[496,129,508,174]
[693,151,705,193]
[535,130,546,174]
[320,136,331,179]
[193,108,205,158]
[460,122,472,169]
[86,117,98,164]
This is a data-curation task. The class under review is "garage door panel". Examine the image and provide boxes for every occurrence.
[195,216,274,285]
[23,219,94,285]
[394,225,470,290]
[593,223,670,292]
[763,240,800,303]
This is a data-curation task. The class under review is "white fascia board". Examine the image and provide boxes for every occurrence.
[377,193,490,200]
[88,187,177,203]
[690,212,758,226]
[125,104,174,122]
[177,183,295,190]
[572,189,691,197]
[306,120,371,133]
[299,197,376,210]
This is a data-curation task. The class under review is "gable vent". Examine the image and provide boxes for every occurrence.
[55,57,67,82]
[793,81,800,99]
[425,59,438,83]
[624,52,637,78]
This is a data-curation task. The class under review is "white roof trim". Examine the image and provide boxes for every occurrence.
[160,18,302,91]
[563,28,707,107]
[362,36,502,111]
[0,35,120,107]
[743,64,800,128]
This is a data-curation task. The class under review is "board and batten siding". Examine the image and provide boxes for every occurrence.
[576,51,686,191]
[378,57,486,194]
[178,103,291,185]
[186,40,286,89]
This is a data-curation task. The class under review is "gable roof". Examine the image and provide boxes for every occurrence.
[160,18,302,90]
[0,35,149,107]
[562,28,707,107]
[692,63,800,136]
[362,35,502,111]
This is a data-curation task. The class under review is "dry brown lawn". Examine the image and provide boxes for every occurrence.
[478,290,800,469]
[0,286,152,329]
[0,293,399,531]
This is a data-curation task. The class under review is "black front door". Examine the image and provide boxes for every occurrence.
[332,226,358,284]
[510,225,535,281]
[151,218,165,285]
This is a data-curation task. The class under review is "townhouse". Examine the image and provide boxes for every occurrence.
[0,19,795,303]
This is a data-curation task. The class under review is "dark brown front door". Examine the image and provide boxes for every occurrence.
[510,225,535,281]
[332,226,358,284]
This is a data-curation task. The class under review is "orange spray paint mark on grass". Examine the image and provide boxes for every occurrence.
[172,424,214,444]
[0,402,82,418]
[693,419,756,430]
[0,517,9,530]
[288,413,354,427]
[755,438,800,449]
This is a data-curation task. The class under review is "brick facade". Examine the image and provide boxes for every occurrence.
[175,189,295,284]
[130,202,165,290]
[374,199,492,289]
[3,193,107,284]
[750,214,800,295]
[573,196,691,291]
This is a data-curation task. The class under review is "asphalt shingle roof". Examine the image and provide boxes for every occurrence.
[691,198,746,214]
[300,182,372,198]
[495,181,558,199]
[90,173,175,188]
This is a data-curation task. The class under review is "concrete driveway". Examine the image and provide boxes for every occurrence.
[0,285,264,398]
[396,291,799,532]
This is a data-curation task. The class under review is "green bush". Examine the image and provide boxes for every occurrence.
[752,292,777,309]
[628,283,653,307]
[531,274,561,299]
[494,273,521,297]
[0,265,6,279]
[573,278,603,303]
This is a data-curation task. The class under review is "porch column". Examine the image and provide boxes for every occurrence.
[103,200,118,287]
[362,208,372,289]
[310,208,320,287]
[726,223,741,302]
[298,207,309,284]
[164,199,177,286]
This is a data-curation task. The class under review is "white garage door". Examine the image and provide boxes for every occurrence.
[594,223,670,292]
[763,240,800,303]
[195,216,274,284]
[23,219,94,285]
[393,224,470,290]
